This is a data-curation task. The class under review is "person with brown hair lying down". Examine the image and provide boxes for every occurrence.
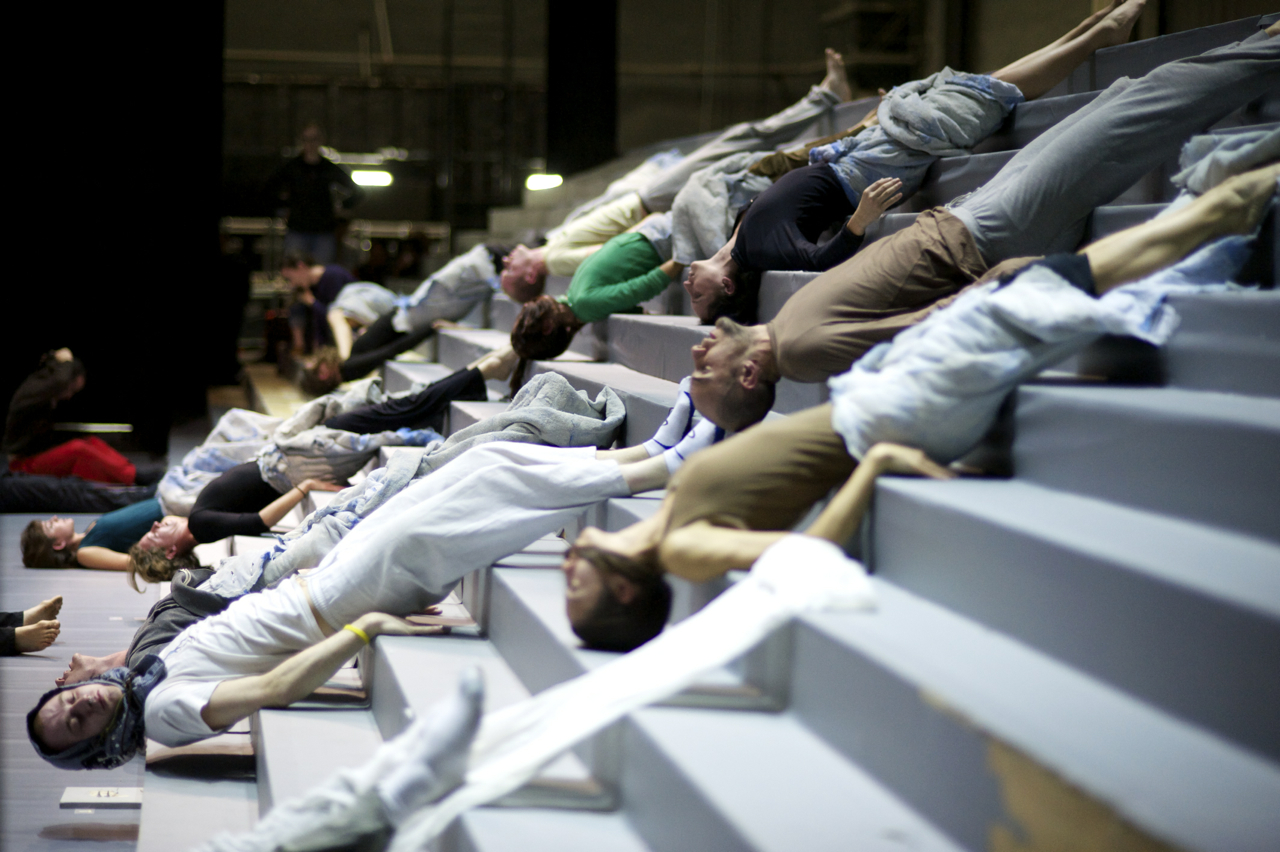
[560,159,1280,652]
[21,348,520,581]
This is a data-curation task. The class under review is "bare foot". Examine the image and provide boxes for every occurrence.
[1268,19,1279,37]
[1093,0,1148,48]
[56,651,125,686]
[1202,162,1280,237]
[820,48,853,102]
[24,595,62,625]
[15,620,59,653]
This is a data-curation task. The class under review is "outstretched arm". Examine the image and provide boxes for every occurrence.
[659,442,953,582]
[200,612,435,731]
[259,479,345,530]
[327,308,356,360]
[73,547,131,572]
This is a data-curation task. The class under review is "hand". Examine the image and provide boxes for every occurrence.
[848,178,904,235]
[53,348,74,362]
[864,443,956,480]
[356,612,444,638]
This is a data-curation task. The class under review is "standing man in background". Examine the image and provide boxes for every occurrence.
[266,123,363,264]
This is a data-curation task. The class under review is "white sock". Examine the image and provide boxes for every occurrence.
[662,417,723,474]
[375,667,485,826]
[643,376,695,456]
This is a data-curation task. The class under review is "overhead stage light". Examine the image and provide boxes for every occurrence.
[526,173,563,191]
[352,170,393,186]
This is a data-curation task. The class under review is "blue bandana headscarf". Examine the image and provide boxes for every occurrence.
[28,654,167,770]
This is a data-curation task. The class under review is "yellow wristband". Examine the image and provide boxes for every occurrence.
[343,624,371,645]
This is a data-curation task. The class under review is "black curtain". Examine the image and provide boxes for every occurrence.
[9,4,227,454]
[546,0,618,176]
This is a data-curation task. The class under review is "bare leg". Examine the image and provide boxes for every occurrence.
[57,650,127,686]
[15,621,60,653]
[24,596,62,624]
[1005,0,1120,70]
[1086,164,1279,294]
[993,0,1148,99]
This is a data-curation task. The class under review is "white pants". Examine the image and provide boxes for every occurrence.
[147,442,630,747]
[306,442,629,630]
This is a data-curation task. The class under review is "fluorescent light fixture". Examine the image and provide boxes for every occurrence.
[352,170,393,186]
[526,173,563,191]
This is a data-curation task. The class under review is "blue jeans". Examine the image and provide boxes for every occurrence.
[284,230,336,264]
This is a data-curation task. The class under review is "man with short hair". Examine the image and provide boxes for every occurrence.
[266,123,363,264]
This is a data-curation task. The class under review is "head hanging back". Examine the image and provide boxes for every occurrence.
[28,654,167,770]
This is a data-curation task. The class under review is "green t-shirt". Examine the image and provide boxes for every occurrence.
[561,233,671,323]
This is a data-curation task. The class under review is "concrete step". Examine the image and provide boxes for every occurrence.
[450,400,512,434]
[618,705,963,852]
[485,541,946,852]
[367,627,602,801]
[253,708,382,813]
[527,360,679,448]
[380,360,456,394]
[971,91,1099,154]
[488,566,776,711]
[1085,202,1166,241]
[868,477,1280,760]
[230,535,276,560]
[1011,385,1280,543]
[138,749,257,852]
[606,315,704,384]
[491,293,521,333]
[1045,15,1268,97]
[905,149,1015,211]
[791,579,1280,852]
[1076,289,1280,398]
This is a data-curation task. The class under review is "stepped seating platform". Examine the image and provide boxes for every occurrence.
[146,16,1280,851]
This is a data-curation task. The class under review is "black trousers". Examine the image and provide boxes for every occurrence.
[340,312,438,382]
[323,366,488,435]
[1,611,23,656]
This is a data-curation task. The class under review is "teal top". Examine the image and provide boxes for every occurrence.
[560,233,671,323]
[81,498,163,553]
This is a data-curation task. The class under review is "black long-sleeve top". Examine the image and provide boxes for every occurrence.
[266,156,363,233]
[187,462,279,542]
[730,164,863,273]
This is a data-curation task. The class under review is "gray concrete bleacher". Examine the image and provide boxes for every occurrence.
[148,17,1280,851]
